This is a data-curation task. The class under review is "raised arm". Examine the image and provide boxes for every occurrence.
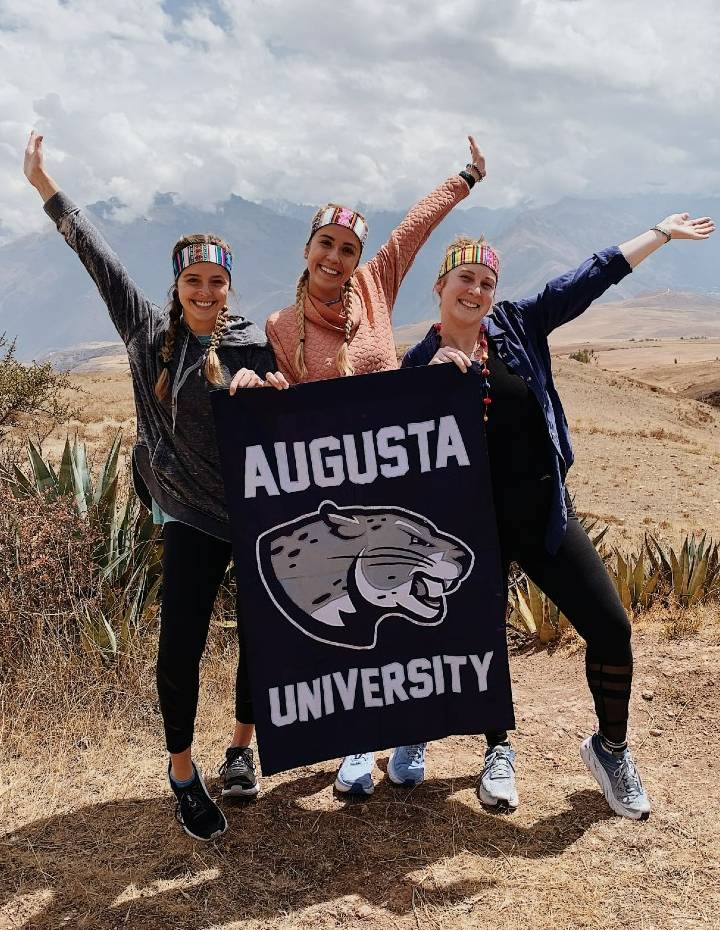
[365,136,486,312]
[619,213,715,266]
[23,131,153,346]
[513,212,715,337]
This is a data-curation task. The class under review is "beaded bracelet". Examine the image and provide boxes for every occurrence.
[651,225,672,243]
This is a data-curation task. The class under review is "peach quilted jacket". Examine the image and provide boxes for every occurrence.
[266,175,470,383]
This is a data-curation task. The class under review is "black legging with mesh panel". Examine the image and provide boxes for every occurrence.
[486,483,632,747]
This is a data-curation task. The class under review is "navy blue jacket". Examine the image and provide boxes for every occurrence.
[401,247,632,552]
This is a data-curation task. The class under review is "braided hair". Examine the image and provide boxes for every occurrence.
[336,277,356,377]
[154,286,183,402]
[154,232,232,401]
[204,303,230,386]
[293,268,310,381]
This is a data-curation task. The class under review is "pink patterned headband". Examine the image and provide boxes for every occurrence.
[437,244,500,281]
[173,242,233,280]
[310,204,369,246]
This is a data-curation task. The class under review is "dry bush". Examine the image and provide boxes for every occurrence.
[0,483,159,750]
[0,333,80,446]
[0,472,241,754]
[0,483,101,673]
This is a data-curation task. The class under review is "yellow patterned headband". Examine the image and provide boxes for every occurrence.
[437,244,500,282]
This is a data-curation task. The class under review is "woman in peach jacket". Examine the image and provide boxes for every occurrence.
[253,137,487,795]
[262,138,485,387]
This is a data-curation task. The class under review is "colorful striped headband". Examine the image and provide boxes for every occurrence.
[310,205,369,246]
[437,244,500,282]
[173,242,233,280]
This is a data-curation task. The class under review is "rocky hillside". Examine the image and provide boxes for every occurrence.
[3,191,718,359]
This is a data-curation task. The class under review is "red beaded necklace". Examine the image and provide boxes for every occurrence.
[435,321,492,422]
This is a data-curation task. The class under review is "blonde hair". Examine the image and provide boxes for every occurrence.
[294,206,363,381]
[155,232,233,402]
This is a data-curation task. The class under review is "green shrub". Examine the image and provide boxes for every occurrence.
[569,348,595,364]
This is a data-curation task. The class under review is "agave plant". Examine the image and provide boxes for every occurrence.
[645,532,720,606]
[5,432,162,661]
[508,572,570,644]
[607,549,661,612]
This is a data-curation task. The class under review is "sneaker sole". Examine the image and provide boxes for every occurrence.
[580,738,651,821]
[387,757,424,787]
[180,817,228,842]
[333,777,374,795]
[476,783,518,812]
[222,783,260,798]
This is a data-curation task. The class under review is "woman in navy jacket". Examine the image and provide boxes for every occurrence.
[400,212,714,820]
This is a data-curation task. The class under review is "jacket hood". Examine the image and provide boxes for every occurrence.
[163,313,268,351]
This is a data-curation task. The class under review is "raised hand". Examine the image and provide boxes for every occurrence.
[467,136,486,181]
[657,213,715,241]
[24,130,45,184]
[23,130,59,201]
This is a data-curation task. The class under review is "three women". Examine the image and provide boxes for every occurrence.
[25,129,715,834]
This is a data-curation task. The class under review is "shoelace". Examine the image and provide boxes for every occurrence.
[219,748,253,777]
[175,785,203,824]
[486,748,513,780]
[404,744,425,765]
[615,755,644,800]
[350,753,370,764]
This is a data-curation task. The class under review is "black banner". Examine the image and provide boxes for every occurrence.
[212,365,514,775]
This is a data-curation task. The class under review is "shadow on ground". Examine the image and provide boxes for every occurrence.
[1,772,612,929]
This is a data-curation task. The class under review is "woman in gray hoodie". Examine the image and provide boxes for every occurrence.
[24,130,277,842]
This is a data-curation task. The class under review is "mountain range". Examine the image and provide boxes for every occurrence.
[2,189,718,359]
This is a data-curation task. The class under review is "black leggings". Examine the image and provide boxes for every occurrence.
[157,521,253,754]
[487,483,632,746]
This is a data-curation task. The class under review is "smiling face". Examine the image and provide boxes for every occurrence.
[435,263,497,333]
[177,262,230,335]
[304,226,361,300]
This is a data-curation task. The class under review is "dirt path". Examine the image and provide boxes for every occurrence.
[2,624,719,930]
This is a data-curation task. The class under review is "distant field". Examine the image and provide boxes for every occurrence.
[39,350,720,549]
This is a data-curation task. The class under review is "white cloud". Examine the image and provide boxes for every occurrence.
[0,0,718,244]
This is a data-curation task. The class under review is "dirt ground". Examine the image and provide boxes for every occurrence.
[2,620,719,930]
[4,348,720,929]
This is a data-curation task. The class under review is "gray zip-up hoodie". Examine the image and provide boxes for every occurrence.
[45,192,276,540]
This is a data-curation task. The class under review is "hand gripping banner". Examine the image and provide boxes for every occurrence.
[212,365,514,775]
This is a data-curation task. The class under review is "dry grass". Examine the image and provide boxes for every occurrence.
[2,625,720,930]
[40,371,136,462]
[3,359,720,929]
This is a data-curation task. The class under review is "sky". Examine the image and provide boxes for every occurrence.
[1,0,719,245]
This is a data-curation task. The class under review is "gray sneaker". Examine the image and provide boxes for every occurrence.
[476,742,518,811]
[580,734,651,821]
[334,752,375,795]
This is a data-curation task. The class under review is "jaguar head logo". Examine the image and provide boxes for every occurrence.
[256,500,474,650]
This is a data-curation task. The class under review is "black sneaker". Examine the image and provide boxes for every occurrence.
[169,762,228,841]
[219,746,260,798]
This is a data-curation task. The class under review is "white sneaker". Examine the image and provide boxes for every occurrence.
[476,743,519,812]
[580,734,651,820]
[334,752,375,795]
